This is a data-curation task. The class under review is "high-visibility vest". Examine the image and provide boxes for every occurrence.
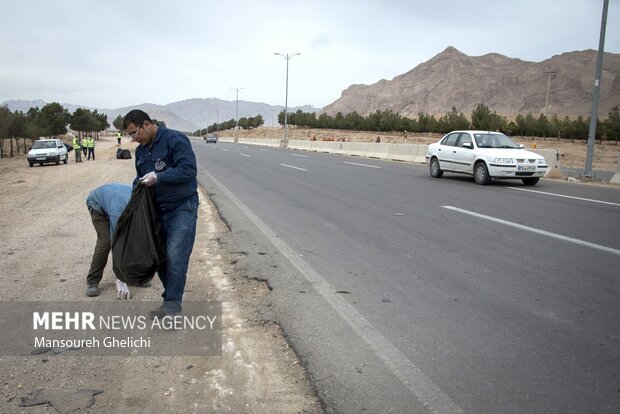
[72,137,81,149]
[87,138,94,148]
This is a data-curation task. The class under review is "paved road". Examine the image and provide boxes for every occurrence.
[193,141,620,414]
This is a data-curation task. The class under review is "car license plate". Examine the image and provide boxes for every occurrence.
[517,165,536,171]
[36,157,46,160]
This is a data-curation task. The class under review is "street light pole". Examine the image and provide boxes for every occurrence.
[585,0,609,177]
[275,52,300,148]
[230,87,245,143]
[543,68,557,117]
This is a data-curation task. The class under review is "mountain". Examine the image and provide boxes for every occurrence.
[1,99,315,132]
[322,47,620,119]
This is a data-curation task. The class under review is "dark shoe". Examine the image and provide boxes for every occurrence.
[85,284,100,297]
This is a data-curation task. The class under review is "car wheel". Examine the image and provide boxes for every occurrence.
[474,162,491,185]
[29,162,33,167]
[430,157,443,178]
[63,156,68,164]
[522,177,540,186]
[55,156,60,165]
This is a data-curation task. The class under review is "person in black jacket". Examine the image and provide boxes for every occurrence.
[123,110,198,317]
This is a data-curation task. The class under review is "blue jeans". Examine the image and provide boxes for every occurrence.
[157,194,198,312]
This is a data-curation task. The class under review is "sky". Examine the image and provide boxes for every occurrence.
[0,0,618,109]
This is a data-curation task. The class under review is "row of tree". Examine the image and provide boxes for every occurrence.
[0,103,110,157]
[281,104,620,141]
[194,115,265,136]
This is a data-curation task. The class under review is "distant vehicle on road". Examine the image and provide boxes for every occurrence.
[27,138,68,167]
[426,130,547,185]
[205,133,218,143]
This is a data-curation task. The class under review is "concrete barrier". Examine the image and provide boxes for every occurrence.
[610,156,620,184]
[289,140,311,151]
[387,144,425,163]
[365,143,391,160]
[532,149,564,179]
[237,138,280,147]
[315,141,343,154]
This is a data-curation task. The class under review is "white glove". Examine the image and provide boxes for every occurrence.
[139,171,157,187]
[116,279,131,300]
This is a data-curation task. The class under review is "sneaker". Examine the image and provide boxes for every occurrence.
[85,284,100,297]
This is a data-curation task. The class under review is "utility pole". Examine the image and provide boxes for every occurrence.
[585,0,609,177]
[275,52,301,148]
[543,68,557,117]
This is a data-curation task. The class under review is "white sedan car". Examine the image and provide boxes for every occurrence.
[426,131,548,185]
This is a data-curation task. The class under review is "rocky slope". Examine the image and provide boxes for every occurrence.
[322,46,620,119]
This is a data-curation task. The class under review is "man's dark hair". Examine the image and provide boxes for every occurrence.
[123,110,152,130]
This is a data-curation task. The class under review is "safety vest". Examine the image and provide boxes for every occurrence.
[72,137,81,149]
[87,138,94,148]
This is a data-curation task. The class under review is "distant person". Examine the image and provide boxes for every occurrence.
[72,135,82,162]
[117,131,122,145]
[123,109,198,317]
[375,136,380,143]
[85,183,133,299]
[82,137,88,157]
[87,136,95,160]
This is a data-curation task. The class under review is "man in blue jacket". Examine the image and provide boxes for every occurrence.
[86,183,133,299]
[123,110,198,316]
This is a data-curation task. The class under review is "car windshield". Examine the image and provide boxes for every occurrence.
[474,133,520,149]
[32,141,56,149]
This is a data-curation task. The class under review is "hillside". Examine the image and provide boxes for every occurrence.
[322,47,620,119]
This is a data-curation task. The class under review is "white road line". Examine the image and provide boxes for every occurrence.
[291,153,308,158]
[509,187,620,207]
[260,149,270,152]
[280,164,308,172]
[198,164,464,414]
[240,153,251,157]
[343,161,382,169]
[442,206,620,256]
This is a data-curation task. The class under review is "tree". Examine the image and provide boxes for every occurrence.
[0,105,14,158]
[603,106,620,143]
[113,115,124,131]
[40,102,70,136]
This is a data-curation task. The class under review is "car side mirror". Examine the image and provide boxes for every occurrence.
[462,142,473,149]
[519,144,525,149]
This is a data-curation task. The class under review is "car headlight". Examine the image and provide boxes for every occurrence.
[493,158,514,164]
[537,159,547,164]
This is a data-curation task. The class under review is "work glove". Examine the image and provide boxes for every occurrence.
[116,279,131,300]
[139,171,157,187]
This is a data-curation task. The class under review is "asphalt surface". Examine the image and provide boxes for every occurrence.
[193,140,620,414]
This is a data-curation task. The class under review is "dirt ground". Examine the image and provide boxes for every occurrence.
[0,136,322,413]
[219,126,620,173]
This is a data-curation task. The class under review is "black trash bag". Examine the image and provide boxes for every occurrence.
[64,143,73,153]
[111,185,166,286]
[116,148,132,159]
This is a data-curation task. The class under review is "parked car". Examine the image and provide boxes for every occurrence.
[205,133,218,143]
[425,131,547,185]
[27,138,69,167]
